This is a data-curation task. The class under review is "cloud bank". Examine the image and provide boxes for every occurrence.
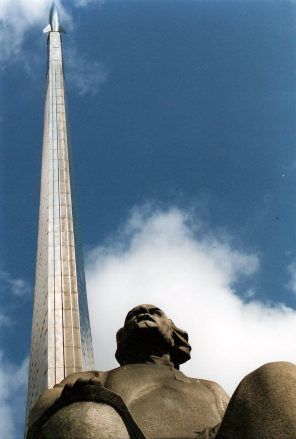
[0,269,31,437]
[0,270,31,297]
[86,206,296,395]
[0,355,28,438]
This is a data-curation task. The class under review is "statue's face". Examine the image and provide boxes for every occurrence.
[124,304,173,342]
[116,304,191,367]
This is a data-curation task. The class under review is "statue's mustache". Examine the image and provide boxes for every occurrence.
[135,314,156,323]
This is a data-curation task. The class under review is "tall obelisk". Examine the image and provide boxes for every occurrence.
[26,3,94,417]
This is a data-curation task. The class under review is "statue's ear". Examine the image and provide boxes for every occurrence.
[170,322,191,367]
[168,320,175,346]
[172,322,189,344]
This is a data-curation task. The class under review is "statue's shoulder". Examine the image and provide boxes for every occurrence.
[199,379,230,417]
[27,371,107,430]
[27,370,146,439]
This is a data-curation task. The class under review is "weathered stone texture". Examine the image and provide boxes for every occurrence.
[216,361,296,439]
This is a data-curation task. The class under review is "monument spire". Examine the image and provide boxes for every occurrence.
[26,3,94,417]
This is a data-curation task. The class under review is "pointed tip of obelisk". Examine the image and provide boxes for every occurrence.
[49,2,60,31]
[43,2,65,34]
[50,2,58,17]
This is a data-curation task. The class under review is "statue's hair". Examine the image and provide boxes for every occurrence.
[169,320,191,367]
[115,318,191,369]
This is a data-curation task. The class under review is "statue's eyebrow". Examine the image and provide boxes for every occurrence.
[150,307,161,314]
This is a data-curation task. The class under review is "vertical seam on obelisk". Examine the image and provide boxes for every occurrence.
[49,54,55,386]
[52,54,57,385]
[55,54,65,380]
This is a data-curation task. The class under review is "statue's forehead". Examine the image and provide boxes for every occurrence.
[128,304,163,313]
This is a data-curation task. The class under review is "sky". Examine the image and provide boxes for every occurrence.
[1,0,296,437]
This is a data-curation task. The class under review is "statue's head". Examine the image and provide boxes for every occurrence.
[115,304,191,369]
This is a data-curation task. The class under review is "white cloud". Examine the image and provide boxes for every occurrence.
[0,313,11,327]
[0,0,109,94]
[0,270,31,296]
[243,288,256,299]
[74,0,105,6]
[0,0,69,62]
[86,205,296,396]
[0,269,30,436]
[0,354,28,438]
[65,47,109,96]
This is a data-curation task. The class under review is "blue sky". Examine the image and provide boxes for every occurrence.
[1,0,296,437]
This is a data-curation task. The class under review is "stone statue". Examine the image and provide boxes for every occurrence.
[27,304,229,438]
[27,304,296,438]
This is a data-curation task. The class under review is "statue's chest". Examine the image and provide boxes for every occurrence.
[105,365,221,438]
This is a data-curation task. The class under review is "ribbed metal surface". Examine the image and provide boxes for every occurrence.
[26,30,94,417]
